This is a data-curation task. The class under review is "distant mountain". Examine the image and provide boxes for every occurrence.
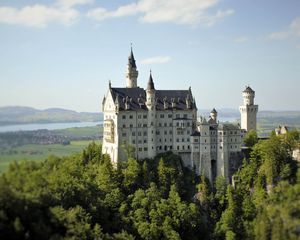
[199,108,300,119]
[198,108,240,118]
[0,106,103,126]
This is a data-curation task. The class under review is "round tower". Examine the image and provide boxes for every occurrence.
[146,71,156,158]
[242,86,255,105]
[126,47,138,88]
[239,86,258,132]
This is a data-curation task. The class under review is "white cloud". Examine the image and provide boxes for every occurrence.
[0,4,79,27]
[269,17,300,40]
[290,17,300,37]
[234,36,248,43]
[56,0,94,9]
[87,0,234,26]
[141,56,171,65]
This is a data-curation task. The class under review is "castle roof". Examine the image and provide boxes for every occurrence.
[110,87,196,111]
[243,86,254,93]
[218,123,240,131]
[211,108,217,113]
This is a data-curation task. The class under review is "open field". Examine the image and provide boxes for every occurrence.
[54,125,102,137]
[0,140,101,173]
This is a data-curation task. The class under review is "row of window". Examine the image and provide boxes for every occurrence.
[219,131,239,135]
[120,121,192,128]
[121,113,193,120]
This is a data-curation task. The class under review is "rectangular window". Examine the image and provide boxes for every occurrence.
[168,114,172,118]
[183,114,188,118]
[129,115,133,119]
[143,115,147,119]
[122,115,126,119]
[160,114,164,118]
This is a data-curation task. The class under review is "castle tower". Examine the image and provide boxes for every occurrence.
[146,71,156,158]
[126,47,138,88]
[239,86,258,132]
[210,108,218,122]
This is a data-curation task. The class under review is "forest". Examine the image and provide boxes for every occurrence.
[0,130,299,240]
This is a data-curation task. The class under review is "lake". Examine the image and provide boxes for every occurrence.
[0,121,103,133]
[0,117,238,133]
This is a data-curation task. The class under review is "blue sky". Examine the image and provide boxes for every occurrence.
[0,0,299,112]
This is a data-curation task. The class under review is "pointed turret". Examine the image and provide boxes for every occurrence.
[128,47,137,68]
[146,70,156,110]
[126,46,138,88]
[147,70,155,90]
[209,108,217,124]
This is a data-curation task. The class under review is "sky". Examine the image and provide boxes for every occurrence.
[0,0,299,113]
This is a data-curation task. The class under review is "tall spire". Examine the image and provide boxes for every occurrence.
[128,43,136,68]
[147,70,155,90]
[126,44,138,88]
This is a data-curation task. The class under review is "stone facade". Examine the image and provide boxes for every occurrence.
[102,49,257,183]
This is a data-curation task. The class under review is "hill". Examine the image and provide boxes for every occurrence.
[0,106,103,126]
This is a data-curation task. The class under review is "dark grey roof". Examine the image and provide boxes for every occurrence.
[128,49,137,68]
[211,108,217,113]
[218,123,240,131]
[110,87,147,111]
[110,87,196,111]
[243,86,254,93]
[147,72,155,90]
[155,90,196,110]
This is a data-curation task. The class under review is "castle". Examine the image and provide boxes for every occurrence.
[102,48,258,182]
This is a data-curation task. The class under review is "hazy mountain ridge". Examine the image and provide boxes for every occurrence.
[1,106,300,127]
[0,106,103,126]
[200,108,300,119]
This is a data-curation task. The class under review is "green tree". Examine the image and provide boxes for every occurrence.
[244,130,258,148]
